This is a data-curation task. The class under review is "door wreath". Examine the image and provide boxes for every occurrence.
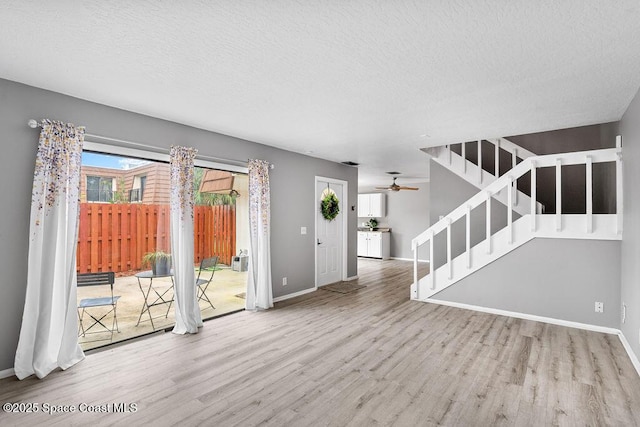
[321,192,340,221]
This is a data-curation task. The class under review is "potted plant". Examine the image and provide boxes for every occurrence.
[367,218,378,230]
[142,250,172,276]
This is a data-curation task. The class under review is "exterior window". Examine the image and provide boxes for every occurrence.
[87,176,114,202]
[130,175,146,202]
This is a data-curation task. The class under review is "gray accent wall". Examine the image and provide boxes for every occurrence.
[0,78,358,371]
[507,122,619,155]
[434,238,621,328]
[620,87,640,363]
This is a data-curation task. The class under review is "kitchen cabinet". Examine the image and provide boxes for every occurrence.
[357,231,390,259]
[357,231,369,257]
[358,193,385,217]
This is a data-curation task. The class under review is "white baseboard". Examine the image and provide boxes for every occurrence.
[425,298,620,335]
[273,287,315,303]
[0,367,15,379]
[390,257,429,263]
[618,332,640,378]
[425,297,640,378]
[344,275,359,281]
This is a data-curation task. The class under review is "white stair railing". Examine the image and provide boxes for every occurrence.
[424,138,543,215]
[411,143,622,301]
[424,137,536,181]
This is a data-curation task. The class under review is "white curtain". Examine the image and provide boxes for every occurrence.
[170,145,201,334]
[246,159,273,310]
[14,120,85,379]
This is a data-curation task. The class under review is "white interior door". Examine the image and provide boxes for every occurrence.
[316,179,343,287]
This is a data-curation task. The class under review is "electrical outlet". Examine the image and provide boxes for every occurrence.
[623,303,627,323]
[300,227,307,235]
[595,302,604,313]
[282,277,287,286]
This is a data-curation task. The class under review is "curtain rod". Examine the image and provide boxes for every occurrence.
[27,119,273,169]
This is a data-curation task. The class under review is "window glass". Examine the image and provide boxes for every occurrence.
[87,176,113,202]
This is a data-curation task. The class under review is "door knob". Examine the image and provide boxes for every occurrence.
[317,239,322,245]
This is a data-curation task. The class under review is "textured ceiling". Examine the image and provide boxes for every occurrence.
[2,1,640,188]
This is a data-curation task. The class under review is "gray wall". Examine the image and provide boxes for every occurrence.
[0,78,358,371]
[507,122,619,155]
[620,87,640,362]
[434,238,621,328]
[386,183,430,260]
[358,183,430,260]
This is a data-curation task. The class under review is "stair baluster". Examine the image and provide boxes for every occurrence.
[412,145,622,302]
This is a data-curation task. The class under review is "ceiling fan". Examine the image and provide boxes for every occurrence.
[375,177,419,192]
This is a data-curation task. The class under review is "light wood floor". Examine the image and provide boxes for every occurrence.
[1,259,639,426]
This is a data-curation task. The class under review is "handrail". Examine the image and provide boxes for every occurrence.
[486,137,536,160]
[437,137,536,175]
[412,147,620,249]
[413,143,622,299]
[436,137,536,162]
[427,137,545,214]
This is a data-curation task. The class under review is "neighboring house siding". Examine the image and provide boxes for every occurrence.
[79,163,170,204]
[144,163,171,205]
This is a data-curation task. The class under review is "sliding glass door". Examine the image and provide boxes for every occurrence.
[77,150,247,350]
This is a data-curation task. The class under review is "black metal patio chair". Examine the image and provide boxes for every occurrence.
[196,256,219,310]
[77,272,120,340]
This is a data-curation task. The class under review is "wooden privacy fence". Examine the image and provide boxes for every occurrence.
[77,203,236,274]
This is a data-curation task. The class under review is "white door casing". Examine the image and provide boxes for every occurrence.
[315,177,347,287]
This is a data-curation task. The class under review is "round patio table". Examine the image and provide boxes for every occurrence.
[135,270,174,330]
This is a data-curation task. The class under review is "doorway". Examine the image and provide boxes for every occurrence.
[315,177,348,287]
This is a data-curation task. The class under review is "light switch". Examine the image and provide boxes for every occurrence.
[301,227,307,235]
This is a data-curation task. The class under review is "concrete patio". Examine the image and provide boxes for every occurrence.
[77,266,247,350]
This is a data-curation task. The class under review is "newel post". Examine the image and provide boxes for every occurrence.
[616,135,623,235]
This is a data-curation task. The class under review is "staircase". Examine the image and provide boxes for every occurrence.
[411,139,623,302]
[423,138,543,215]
